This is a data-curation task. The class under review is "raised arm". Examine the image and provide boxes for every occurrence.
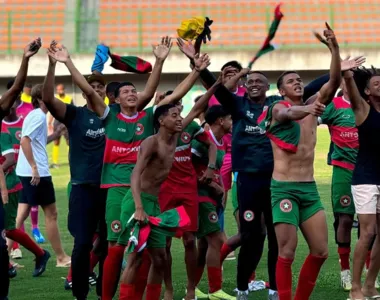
[43,41,67,122]
[272,101,326,123]
[182,79,223,129]
[1,38,41,112]
[314,23,341,105]
[158,53,211,107]
[137,37,172,111]
[48,45,106,117]
[343,70,370,126]
[130,137,156,223]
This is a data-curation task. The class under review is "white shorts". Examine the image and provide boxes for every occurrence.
[352,185,380,214]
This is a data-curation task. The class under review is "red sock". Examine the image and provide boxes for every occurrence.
[294,254,327,300]
[102,245,125,300]
[220,243,232,264]
[338,246,350,271]
[89,250,100,271]
[67,266,73,281]
[194,265,205,286]
[276,256,294,300]
[135,249,151,299]
[146,284,161,300]
[119,283,135,300]
[366,250,372,269]
[207,266,222,293]
[6,229,44,257]
[249,271,256,282]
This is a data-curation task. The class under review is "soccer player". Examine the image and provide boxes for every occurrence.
[1,101,50,277]
[45,40,108,300]
[343,66,380,299]
[319,80,358,291]
[48,83,72,169]
[258,23,342,300]
[118,93,215,300]
[15,83,71,267]
[157,89,217,300]
[191,105,234,300]
[50,37,172,300]
[0,37,42,300]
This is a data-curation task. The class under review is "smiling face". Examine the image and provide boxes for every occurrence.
[117,85,138,109]
[245,73,269,100]
[365,75,380,102]
[279,72,304,99]
[160,106,183,133]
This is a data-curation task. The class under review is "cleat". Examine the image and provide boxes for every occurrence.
[225,251,236,261]
[268,290,279,300]
[209,289,235,300]
[33,250,51,277]
[88,272,97,286]
[32,228,45,244]
[64,278,72,290]
[9,264,17,278]
[341,269,352,291]
[195,288,208,299]
[11,248,22,259]
[236,290,249,300]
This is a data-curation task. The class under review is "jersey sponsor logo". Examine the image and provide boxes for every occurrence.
[340,131,358,139]
[117,127,126,132]
[243,210,254,222]
[181,132,191,144]
[280,199,292,213]
[15,130,21,141]
[246,110,254,119]
[174,156,191,162]
[86,128,105,138]
[340,195,351,207]
[111,145,140,154]
[111,220,122,233]
[208,211,218,223]
[136,123,144,135]
[341,114,351,119]
[245,125,265,135]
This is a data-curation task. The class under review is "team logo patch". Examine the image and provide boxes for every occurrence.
[15,130,21,141]
[340,195,351,207]
[244,210,254,222]
[135,123,144,135]
[181,132,191,144]
[280,199,292,213]
[208,212,218,223]
[111,220,122,233]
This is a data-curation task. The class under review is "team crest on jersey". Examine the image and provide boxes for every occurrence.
[340,195,351,207]
[243,210,254,222]
[135,123,144,135]
[181,132,191,144]
[280,199,292,213]
[208,212,218,223]
[15,130,21,141]
[111,220,122,233]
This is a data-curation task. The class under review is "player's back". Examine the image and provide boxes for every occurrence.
[140,134,178,195]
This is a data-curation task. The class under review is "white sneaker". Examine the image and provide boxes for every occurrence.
[11,248,22,259]
[340,269,352,291]
[268,290,279,300]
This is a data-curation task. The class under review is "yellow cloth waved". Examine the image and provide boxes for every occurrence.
[177,16,206,41]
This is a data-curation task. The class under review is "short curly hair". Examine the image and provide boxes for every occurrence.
[353,66,380,100]
[31,84,43,108]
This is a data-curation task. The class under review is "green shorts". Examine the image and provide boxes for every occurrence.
[4,191,21,230]
[231,180,238,215]
[331,166,355,215]
[197,202,220,238]
[106,186,130,242]
[118,190,165,248]
[271,179,324,227]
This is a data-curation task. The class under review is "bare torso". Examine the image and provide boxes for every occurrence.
[140,134,179,196]
[272,114,317,182]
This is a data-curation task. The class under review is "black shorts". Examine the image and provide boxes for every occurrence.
[19,176,56,207]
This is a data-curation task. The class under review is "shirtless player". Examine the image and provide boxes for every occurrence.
[258,23,342,300]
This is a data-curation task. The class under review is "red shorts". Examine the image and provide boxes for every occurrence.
[158,192,198,232]
[220,153,232,191]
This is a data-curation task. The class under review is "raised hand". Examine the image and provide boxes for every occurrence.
[323,22,339,50]
[306,101,326,116]
[47,40,58,64]
[177,38,196,60]
[341,55,366,71]
[24,37,42,58]
[152,36,173,61]
[47,44,70,63]
[193,53,210,71]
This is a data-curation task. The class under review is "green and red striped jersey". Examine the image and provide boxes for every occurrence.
[160,121,209,193]
[191,130,226,205]
[320,96,358,170]
[101,105,156,188]
[258,100,300,153]
[0,118,23,193]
